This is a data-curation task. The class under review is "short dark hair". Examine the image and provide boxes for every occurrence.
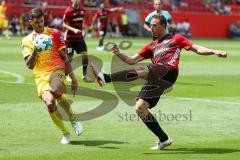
[30,8,44,20]
[152,14,167,28]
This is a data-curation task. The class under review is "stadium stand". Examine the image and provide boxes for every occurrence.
[2,0,240,38]
[5,0,240,16]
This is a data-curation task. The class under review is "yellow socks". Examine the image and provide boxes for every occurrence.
[56,94,75,121]
[49,110,68,135]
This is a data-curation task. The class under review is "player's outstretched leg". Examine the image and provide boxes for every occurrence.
[90,64,144,86]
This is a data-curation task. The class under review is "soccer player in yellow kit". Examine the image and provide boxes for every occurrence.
[21,8,82,144]
[0,0,10,39]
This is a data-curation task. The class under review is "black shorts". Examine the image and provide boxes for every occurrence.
[137,64,178,109]
[66,40,87,54]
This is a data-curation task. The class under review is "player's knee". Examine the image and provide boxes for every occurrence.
[134,99,149,117]
[135,66,149,78]
[45,98,55,107]
[42,95,55,110]
[135,106,148,119]
[135,105,142,114]
[135,103,147,114]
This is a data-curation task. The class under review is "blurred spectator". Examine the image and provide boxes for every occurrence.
[169,21,176,34]
[162,0,172,10]
[109,0,120,6]
[0,0,10,39]
[115,18,121,37]
[24,0,42,6]
[171,0,181,11]
[237,0,240,5]
[19,13,29,35]
[24,0,33,5]
[143,0,172,35]
[109,18,121,37]
[182,18,190,38]
[126,9,140,37]
[212,0,231,14]
[229,21,240,38]
[9,15,20,35]
[42,2,52,26]
[176,21,185,35]
[50,16,63,30]
[83,0,99,7]
[123,0,133,3]
[203,0,212,8]
[172,0,181,6]
[120,11,129,36]
[222,0,233,5]
[174,19,191,38]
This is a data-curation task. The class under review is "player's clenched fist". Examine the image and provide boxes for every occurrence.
[111,44,120,55]
[214,50,227,58]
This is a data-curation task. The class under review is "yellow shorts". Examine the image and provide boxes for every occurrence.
[34,70,67,97]
[0,19,8,28]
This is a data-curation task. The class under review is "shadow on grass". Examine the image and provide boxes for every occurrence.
[70,140,128,148]
[144,147,240,154]
[98,146,120,149]
[177,82,214,87]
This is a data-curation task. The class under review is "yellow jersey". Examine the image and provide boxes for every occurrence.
[21,27,66,78]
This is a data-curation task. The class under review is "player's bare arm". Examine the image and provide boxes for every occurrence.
[144,23,152,33]
[90,14,97,28]
[190,44,227,58]
[62,18,81,34]
[111,44,145,65]
[59,49,78,96]
[24,49,38,69]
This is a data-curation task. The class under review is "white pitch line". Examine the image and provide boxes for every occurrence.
[90,88,240,106]
[166,96,240,106]
[0,70,25,83]
[78,87,240,105]
[0,81,33,85]
[0,79,239,106]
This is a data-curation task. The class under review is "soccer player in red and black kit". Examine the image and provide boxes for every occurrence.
[62,0,92,82]
[91,2,122,51]
[91,14,227,150]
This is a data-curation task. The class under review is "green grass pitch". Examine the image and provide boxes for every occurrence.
[0,36,240,160]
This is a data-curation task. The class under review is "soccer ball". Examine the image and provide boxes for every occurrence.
[33,34,53,52]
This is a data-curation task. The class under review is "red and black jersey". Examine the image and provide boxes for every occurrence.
[63,6,85,41]
[138,34,193,71]
[95,9,111,29]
